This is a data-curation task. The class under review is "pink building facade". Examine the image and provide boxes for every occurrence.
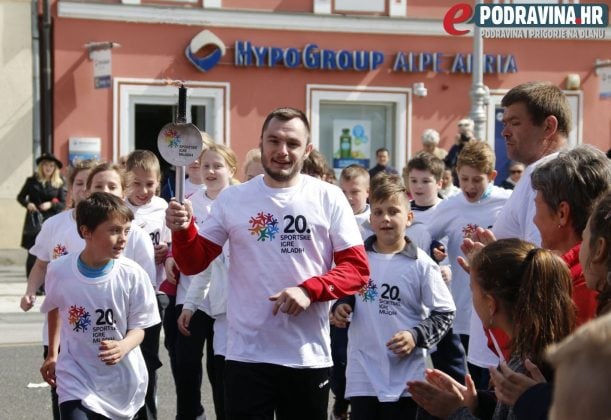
[51,0,611,179]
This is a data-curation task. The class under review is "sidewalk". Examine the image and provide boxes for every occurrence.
[0,250,44,345]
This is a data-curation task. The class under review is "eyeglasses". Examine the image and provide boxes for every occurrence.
[510,170,523,174]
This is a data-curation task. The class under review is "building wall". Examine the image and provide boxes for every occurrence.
[52,12,611,169]
[0,0,33,249]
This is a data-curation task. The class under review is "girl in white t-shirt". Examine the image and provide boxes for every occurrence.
[40,192,160,419]
[174,144,238,420]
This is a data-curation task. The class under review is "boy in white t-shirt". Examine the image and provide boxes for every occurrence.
[405,152,466,383]
[339,164,371,238]
[330,164,371,420]
[428,141,511,388]
[333,173,455,419]
[125,150,171,418]
[40,192,160,420]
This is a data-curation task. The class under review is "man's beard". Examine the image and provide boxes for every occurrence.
[261,156,303,183]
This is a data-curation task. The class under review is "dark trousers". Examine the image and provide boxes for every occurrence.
[213,355,226,420]
[43,345,60,420]
[136,295,164,420]
[59,401,111,420]
[330,324,350,416]
[430,328,467,385]
[26,252,36,279]
[350,396,419,420]
[162,294,179,380]
[60,400,147,420]
[174,305,215,420]
[224,361,330,420]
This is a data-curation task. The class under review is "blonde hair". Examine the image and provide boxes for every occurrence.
[340,164,369,184]
[202,144,241,185]
[244,148,261,174]
[86,162,126,192]
[456,141,496,174]
[547,312,611,419]
[125,150,161,180]
[36,161,64,189]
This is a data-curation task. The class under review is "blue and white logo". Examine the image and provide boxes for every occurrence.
[185,30,226,72]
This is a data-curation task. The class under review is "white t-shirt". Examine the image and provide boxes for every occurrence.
[30,210,156,344]
[411,200,448,263]
[40,254,160,419]
[355,205,372,241]
[467,309,499,368]
[181,191,230,317]
[126,196,171,291]
[427,187,511,335]
[492,153,558,246]
[200,174,363,368]
[184,178,206,200]
[346,248,455,401]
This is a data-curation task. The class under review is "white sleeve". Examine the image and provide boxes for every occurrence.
[127,267,161,329]
[329,188,364,252]
[200,198,229,248]
[182,267,212,313]
[523,198,542,246]
[39,261,60,313]
[125,225,156,287]
[420,259,455,313]
[426,200,451,240]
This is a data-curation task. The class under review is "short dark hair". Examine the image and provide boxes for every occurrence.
[406,152,445,181]
[76,192,133,239]
[260,107,310,143]
[376,148,390,156]
[501,81,572,137]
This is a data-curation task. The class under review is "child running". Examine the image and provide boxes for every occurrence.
[175,143,238,420]
[124,150,171,418]
[334,173,455,419]
[40,192,160,419]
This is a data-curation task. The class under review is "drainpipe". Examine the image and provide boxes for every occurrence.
[31,0,41,162]
[41,0,52,154]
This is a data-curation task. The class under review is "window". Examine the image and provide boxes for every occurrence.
[334,0,385,13]
[307,84,411,177]
[114,78,229,162]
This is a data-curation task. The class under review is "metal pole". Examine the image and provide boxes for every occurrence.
[175,85,187,203]
[470,0,488,141]
[31,0,41,165]
[41,0,52,154]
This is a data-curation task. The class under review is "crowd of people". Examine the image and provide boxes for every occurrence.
[17,81,611,420]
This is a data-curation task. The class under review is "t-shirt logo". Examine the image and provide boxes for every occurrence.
[68,305,91,332]
[52,244,68,260]
[359,279,378,302]
[248,211,279,241]
[462,223,480,239]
